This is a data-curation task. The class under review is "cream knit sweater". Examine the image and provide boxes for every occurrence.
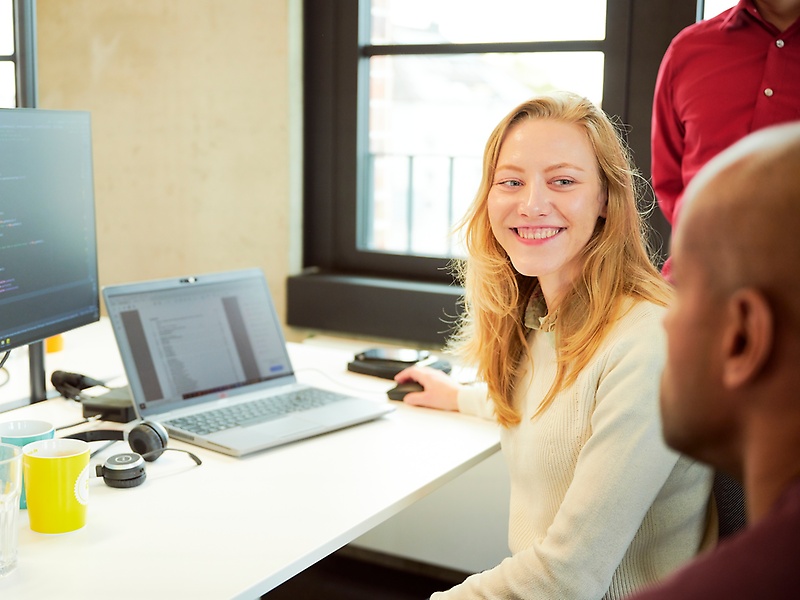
[434,300,714,599]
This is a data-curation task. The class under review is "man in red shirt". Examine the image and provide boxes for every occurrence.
[651,0,800,277]
[632,122,800,599]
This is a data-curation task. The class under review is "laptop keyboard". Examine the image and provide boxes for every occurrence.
[165,388,349,435]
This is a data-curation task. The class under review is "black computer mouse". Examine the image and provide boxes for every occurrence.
[387,380,425,401]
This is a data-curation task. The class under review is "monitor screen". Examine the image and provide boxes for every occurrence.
[0,109,99,352]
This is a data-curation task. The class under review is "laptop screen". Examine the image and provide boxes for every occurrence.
[104,269,295,417]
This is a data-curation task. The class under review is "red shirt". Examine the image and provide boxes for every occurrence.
[651,0,800,276]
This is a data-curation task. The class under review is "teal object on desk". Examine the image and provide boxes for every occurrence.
[0,420,55,509]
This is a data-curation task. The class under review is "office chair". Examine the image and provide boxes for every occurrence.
[713,470,747,539]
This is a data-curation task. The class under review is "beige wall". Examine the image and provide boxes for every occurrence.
[36,0,303,336]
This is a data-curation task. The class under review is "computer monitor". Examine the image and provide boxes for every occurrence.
[0,109,99,401]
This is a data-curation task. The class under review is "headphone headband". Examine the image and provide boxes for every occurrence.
[64,429,125,443]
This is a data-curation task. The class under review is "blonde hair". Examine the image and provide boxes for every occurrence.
[449,92,672,427]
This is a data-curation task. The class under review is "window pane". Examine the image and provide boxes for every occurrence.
[365,52,604,258]
[0,0,13,56]
[0,61,15,108]
[702,0,736,19]
[371,0,607,44]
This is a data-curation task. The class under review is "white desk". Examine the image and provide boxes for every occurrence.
[0,323,500,599]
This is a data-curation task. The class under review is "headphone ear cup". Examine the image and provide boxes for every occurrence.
[96,453,147,488]
[104,470,146,488]
[127,421,169,461]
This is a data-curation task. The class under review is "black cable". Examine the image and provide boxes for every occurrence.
[0,351,9,370]
[294,367,385,394]
[142,447,202,465]
[90,440,118,458]
[55,415,103,431]
[295,367,476,390]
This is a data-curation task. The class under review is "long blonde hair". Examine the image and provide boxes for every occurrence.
[449,92,671,427]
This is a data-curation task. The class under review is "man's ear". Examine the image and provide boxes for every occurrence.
[721,288,773,389]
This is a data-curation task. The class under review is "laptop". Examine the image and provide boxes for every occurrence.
[102,268,394,457]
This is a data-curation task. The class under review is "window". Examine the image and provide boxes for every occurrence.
[0,0,16,107]
[702,0,737,19]
[365,0,611,260]
[0,0,36,108]
[290,0,697,344]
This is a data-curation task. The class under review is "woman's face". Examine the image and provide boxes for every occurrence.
[487,118,607,306]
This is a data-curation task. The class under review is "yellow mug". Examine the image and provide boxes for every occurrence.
[23,439,90,534]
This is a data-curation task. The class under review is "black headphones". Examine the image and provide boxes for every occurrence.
[65,421,201,488]
[51,370,107,400]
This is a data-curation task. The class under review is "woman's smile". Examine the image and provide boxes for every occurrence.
[514,226,564,241]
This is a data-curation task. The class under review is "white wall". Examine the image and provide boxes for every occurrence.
[37,0,303,337]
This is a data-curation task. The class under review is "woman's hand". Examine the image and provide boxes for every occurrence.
[394,365,461,411]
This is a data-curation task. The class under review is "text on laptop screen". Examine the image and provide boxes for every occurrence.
[105,274,293,411]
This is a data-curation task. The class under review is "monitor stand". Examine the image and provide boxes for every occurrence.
[29,341,47,403]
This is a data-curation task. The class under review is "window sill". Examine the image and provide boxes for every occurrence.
[286,271,464,346]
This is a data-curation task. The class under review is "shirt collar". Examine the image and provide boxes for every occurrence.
[524,286,557,332]
[722,0,788,34]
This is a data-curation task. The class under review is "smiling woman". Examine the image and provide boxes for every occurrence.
[487,119,607,305]
[393,92,715,599]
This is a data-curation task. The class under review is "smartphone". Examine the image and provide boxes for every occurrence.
[357,348,430,364]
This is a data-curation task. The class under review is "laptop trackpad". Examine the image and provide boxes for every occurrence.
[212,416,319,446]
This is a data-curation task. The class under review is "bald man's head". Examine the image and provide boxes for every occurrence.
[677,123,800,312]
[660,123,800,470]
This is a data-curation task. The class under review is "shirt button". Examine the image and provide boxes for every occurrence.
[765,88,774,97]
[776,39,785,48]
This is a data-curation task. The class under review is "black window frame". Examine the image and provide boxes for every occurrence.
[2,0,37,108]
[290,0,696,345]
[6,0,43,402]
